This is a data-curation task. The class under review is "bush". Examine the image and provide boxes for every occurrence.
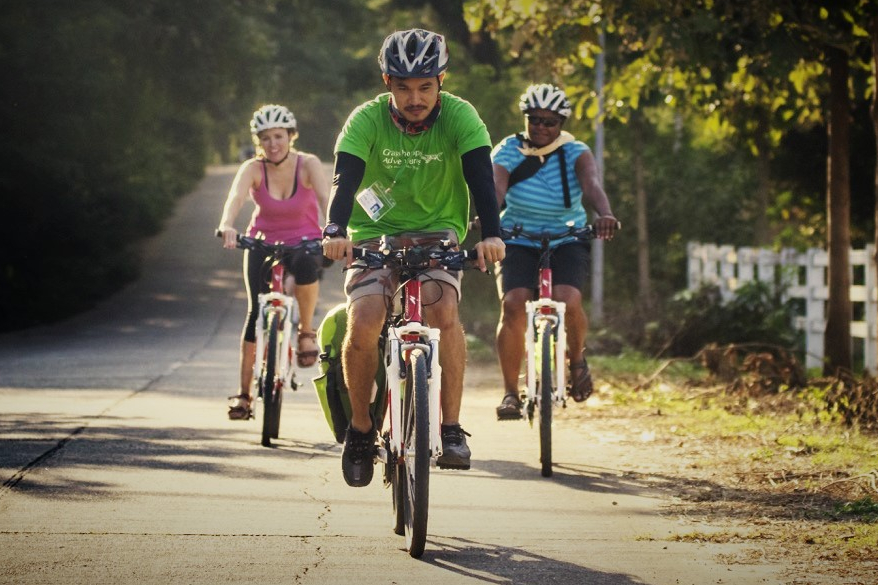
[645,281,803,358]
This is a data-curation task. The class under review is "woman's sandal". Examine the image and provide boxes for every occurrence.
[228,394,253,420]
[296,329,319,368]
[496,392,523,420]
[568,359,594,403]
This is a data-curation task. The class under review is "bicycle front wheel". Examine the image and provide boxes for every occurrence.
[538,320,554,477]
[261,312,283,447]
[403,349,430,558]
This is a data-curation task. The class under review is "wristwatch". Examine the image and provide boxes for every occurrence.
[322,223,347,239]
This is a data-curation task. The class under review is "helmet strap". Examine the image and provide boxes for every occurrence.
[266,151,289,166]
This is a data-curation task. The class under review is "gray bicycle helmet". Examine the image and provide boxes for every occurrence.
[379,29,449,78]
[519,84,572,118]
[250,104,297,135]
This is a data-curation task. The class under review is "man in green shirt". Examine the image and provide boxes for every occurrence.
[322,28,505,487]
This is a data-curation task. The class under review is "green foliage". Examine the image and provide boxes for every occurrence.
[3,0,877,338]
[835,498,878,520]
[645,281,802,357]
[0,0,381,330]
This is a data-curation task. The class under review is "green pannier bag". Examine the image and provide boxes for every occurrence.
[312,303,387,443]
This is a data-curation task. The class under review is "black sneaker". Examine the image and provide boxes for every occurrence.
[342,424,377,487]
[436,424,471,470]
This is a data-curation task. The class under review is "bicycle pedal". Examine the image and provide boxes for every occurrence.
[436,462,471,470]
[496,412,524,421]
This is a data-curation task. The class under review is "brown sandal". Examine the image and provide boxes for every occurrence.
[228,394,253,420]
[496,392,523,420]
[568,359,593,403]
[296,329,319,368]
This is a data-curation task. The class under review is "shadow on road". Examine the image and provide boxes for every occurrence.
[471,457,660,499]
[424,535,647,585]
[0,416,338,499]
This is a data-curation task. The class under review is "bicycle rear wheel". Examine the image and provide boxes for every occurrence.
[538,321,553,477]
[261,312,282,447]
[403,349,430,558]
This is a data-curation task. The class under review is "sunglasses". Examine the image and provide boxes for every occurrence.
[526,115,562,128]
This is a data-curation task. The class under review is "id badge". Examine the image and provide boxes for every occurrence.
[356,181,396,221]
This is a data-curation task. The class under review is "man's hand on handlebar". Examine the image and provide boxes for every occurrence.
[474,236,505,272]
[594,216,621,241]
[322,236,354,267]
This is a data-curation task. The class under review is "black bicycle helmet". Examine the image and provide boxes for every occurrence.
[379,29,449,78]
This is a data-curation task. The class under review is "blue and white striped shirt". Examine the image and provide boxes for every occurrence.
[492,135,589,248]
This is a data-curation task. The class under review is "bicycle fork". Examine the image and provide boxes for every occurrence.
[254,292,295,392]
[385,323,442,459]
[524,299,567,405]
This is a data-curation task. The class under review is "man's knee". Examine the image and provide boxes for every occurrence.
[345,297,386,350]
[554,285,583,305]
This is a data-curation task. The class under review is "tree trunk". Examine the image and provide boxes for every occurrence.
[632,112,652,311]
[824,45,852,375]
[870,12,878,373]
[754,110,772,247]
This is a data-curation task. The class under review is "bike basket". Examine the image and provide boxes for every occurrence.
[312,302,387,443]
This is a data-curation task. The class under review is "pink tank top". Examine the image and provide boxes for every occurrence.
[246,156,322,244]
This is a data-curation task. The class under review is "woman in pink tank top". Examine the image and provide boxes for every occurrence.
[217,104,329,420]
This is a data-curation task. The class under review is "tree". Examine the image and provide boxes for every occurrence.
[869,8,878,370]
[470,0,876,371]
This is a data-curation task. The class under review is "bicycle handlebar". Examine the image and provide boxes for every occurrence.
[499,224,597,243]
[351,243,478,272]
[215,230,323,255]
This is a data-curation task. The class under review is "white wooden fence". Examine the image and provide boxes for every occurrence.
[687,242,878,373]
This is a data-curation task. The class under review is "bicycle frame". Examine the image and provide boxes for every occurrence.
[352,241,475,556]
[222,232,320,446]
[501,225,596,414]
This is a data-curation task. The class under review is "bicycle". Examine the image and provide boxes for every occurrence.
[350,237,477,558]
[499,224,598,477]
[219,231,323,447]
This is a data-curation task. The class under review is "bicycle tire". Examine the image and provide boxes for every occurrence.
[539,321,553,477]
[403,349,430,558]
[261,312,282,447]
[391,455,406,536]
[385,421,405,535]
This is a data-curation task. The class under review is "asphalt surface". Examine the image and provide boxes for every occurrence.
[0,166,786,584]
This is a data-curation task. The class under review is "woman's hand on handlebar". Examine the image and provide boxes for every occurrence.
[474,236,505,272]
[322,236,354,267]
[218,226,238,250]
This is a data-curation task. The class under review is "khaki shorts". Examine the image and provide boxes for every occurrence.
[344,231,462,302]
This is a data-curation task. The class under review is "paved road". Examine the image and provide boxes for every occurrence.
[0,167,785,584]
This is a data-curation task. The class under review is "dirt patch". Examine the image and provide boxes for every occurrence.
[556,382,878,585]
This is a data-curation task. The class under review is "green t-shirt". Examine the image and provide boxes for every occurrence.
[334,92,491,242]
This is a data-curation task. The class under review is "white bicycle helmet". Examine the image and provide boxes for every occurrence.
[518,84,572,118]
[379,29,449,78]
[250,104,297,135]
